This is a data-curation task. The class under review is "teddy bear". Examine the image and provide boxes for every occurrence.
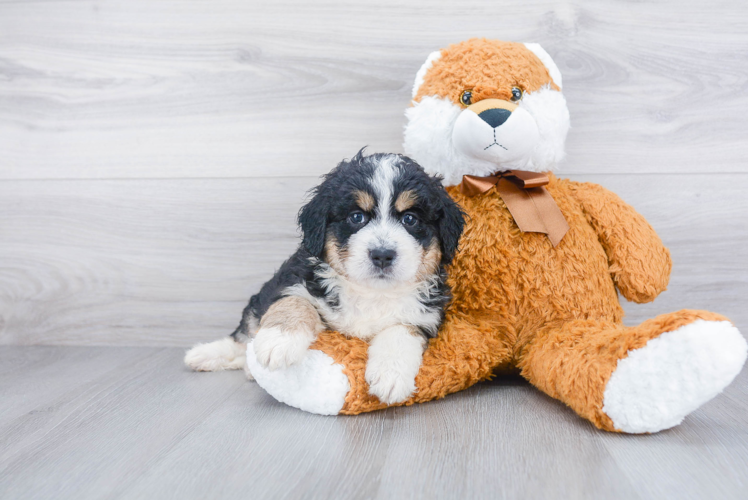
[246,38,747,433]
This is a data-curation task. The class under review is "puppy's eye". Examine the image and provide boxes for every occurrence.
[401,213,419,227]
[347,211,369,226]
[510,87,524,102]
[459,90,473,107]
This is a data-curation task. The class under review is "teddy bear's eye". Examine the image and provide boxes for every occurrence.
[460,90,473,106]
[510,87,524,102]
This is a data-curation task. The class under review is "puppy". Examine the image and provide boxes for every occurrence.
[185,150,464,404]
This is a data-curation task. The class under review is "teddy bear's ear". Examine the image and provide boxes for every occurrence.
[523,43,563,90]
[411,50,443,99]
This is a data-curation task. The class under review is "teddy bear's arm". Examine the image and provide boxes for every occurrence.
[568,181,672,303]
[301,313,513,414]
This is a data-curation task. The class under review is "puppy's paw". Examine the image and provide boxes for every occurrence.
[365,325,425,405]
[365,363,417,404]
[253,326,315,371]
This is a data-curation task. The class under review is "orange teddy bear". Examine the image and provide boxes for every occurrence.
[247,39,746,433]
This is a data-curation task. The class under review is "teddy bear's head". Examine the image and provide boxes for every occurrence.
[404,38,569,186]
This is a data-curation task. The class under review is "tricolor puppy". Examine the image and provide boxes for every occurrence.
[185,151,464,404]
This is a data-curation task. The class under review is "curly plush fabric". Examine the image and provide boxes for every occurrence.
[414,39,560,105]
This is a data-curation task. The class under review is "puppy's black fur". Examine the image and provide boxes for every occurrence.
[231,150,465,342]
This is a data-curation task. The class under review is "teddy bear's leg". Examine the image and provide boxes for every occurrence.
[249,312,514,415]
[516,310,747,433]
[245,339,351,415]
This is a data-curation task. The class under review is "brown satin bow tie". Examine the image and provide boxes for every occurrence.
[459,170,569,247]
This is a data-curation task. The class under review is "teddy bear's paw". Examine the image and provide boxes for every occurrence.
[246,341,350,415]
[603,320,747,434]
[252,326,315,371]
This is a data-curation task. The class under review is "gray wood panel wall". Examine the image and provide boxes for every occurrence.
[1,0,746,346]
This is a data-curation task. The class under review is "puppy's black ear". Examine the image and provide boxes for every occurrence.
[434,180,465,265]
[298,187,328,258]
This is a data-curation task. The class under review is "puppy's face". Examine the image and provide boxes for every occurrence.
[404,39,570,186]
[299,152,464,288]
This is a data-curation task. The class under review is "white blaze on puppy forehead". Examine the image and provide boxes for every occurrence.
[371,154,399,217]
[343,155,424,286]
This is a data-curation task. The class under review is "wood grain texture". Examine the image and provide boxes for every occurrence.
[0,174,745,346]
[0,346,746,499]
[0,0,747,179]
[0,177,305,346]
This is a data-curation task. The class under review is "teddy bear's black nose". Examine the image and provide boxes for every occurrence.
[478,108,512,128]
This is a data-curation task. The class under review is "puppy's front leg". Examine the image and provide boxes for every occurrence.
[253,296,324,371]
[365,325,427,405]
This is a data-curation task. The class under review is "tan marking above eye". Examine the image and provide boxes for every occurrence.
[395,190,418,212]
[354,190,375,211]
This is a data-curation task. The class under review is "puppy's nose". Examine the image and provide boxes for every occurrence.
[369,248,396,269]
[479,108,512,128]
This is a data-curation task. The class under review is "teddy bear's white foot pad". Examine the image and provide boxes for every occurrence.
[246,342,349,415]
[603,320,747,434]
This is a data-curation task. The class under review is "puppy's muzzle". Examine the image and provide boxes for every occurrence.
[369,248,396,270]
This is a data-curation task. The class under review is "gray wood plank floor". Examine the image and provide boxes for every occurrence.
[1,346,746,500]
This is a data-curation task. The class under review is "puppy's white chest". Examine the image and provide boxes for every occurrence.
[322,285,435,341]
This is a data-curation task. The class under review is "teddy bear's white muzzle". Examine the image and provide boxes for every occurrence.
[452,105,539,171]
